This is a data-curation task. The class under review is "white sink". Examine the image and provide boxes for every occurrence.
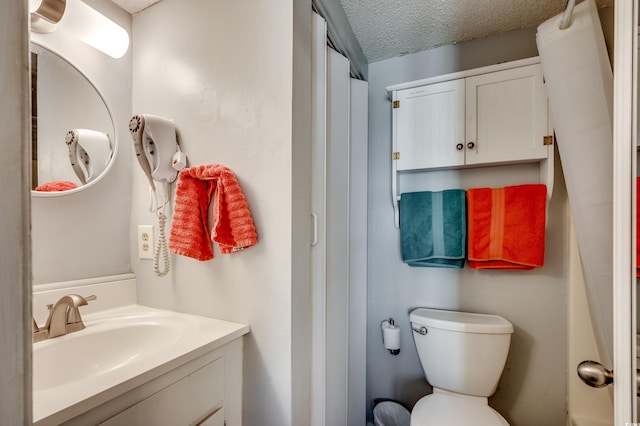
[33,304,249,425]
[33,313,188,392]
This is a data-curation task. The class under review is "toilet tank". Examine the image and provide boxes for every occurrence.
[409,308,514,397]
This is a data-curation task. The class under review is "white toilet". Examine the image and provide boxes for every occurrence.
[409,308,514,426]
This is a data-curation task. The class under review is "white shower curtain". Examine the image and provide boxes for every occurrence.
[536,0,614,368]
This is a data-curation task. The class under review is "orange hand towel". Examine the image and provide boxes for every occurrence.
[169,164,258,261]
[467,184,546,270]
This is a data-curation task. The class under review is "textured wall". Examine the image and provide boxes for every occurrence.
[131,0,311,425]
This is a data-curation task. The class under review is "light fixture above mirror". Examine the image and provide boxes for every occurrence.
[29,0,65,33]
[30,0,129,59]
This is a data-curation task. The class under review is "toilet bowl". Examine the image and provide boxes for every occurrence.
[409,308,514,426]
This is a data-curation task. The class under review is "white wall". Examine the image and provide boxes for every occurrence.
[0,0,31,423]
[30,0,132,285]
[130,1,311,425]
[366,27,570,425]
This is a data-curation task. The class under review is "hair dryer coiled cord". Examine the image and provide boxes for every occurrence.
[153,209,170,277]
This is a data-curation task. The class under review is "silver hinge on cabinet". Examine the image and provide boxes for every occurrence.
[392,152,400,160]
[543,135,554,146]
[393,100,400,109]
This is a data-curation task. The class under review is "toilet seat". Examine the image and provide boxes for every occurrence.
[410,390,509,426]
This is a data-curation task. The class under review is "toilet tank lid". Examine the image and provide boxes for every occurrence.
[409,308,514,334]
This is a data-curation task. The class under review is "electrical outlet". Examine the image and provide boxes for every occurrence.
[138,225,154,260]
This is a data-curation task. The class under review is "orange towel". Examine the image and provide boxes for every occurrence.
[169,164,258,261]
[34,181,78,192]
[467,184,546,270]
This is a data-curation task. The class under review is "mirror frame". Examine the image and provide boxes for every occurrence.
[30,41,118,197]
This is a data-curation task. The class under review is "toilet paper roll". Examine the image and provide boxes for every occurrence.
[382,323,400,351]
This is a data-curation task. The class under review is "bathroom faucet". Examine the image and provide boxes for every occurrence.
[33,294,96,342]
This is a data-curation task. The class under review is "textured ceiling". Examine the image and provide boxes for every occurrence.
[111,0,614,63]
[339,0,613,62]
[110,0,161,14]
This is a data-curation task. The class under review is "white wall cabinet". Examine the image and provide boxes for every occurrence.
[465,64,550,165]
[395,79,465,170]
[388,57,554,227]
[393,62,550,171]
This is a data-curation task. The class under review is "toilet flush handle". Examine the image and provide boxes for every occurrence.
[411,325,427,335]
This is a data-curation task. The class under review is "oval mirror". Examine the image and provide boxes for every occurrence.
[30,43,116,196]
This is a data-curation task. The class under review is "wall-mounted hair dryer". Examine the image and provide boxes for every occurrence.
[65,129,112,185]
[129,114,186,191]
[129,113,186,278]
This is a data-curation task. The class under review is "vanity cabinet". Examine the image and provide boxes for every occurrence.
[100,356,225,426]
[392,62,551,171]
[60,336,243,426]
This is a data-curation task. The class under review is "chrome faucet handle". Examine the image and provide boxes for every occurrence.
[32,317,48,343]
[34,294,97,342]
[44,294,97,338]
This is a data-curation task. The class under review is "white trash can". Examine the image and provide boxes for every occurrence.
[373,401,411,426]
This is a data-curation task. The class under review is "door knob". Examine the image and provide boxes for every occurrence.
[467,142,475,149]
[577,360,613,388]
[456,143,463,150]
[578,360,640,396]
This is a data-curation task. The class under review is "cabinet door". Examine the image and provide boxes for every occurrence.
[465,64,549,165]
[395,79,465,170]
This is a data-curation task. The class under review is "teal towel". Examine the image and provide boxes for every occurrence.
[400,190,466,268]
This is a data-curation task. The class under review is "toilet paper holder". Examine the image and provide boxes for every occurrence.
[381,318,401,356]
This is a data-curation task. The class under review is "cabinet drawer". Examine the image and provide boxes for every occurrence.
[100,357,224,426]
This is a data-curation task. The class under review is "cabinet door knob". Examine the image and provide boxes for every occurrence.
[467,142,475,149]
[456,143,464,150]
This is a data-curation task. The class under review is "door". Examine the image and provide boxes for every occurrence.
[539,1,635,422]
[569,2,637,422]
[311,11,368,426]
[612,0,637,422]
